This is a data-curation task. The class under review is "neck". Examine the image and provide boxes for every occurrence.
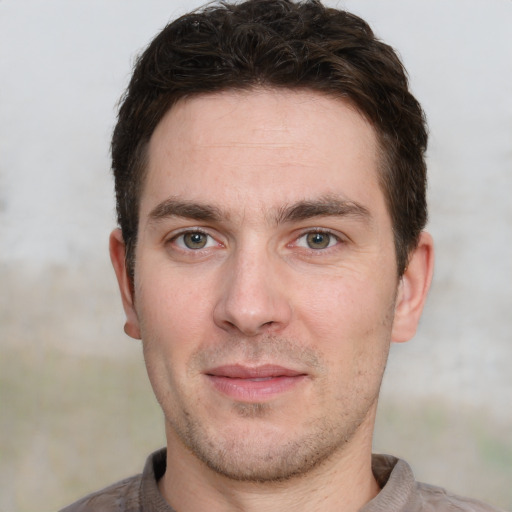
[159,414,380,512]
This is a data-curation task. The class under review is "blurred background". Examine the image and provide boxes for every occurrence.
[1,0,511,510]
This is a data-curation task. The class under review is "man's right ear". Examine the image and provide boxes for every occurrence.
[109,228,141,340]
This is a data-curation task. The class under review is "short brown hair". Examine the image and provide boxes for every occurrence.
[112,0,428,278]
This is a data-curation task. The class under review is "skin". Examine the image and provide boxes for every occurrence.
[110,88,434,512]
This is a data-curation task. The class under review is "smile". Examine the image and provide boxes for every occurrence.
[205,364,308,402]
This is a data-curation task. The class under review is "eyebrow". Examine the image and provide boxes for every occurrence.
[274,196,372,225]
[148,198,223,223]
[147,195,371,226]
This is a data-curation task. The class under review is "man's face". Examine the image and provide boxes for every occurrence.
[112,89,425,482]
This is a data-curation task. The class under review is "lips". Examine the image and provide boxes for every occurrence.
[207,364,304,379]
[205,364,307,401]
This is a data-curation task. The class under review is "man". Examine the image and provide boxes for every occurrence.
[60,1,500,510]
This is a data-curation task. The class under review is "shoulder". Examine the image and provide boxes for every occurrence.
[368,454,504,512]
[59,474,142,512]
[415,482,505,512]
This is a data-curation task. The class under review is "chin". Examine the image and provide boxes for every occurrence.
[196,435,335,483]
[173,409,360,483]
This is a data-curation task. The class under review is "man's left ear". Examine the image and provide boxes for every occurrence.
[391,231,434,343]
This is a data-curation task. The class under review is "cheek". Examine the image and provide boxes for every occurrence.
[136,278,205,409]
[137,265,212,327]
[298,274,393,336]
[135,270,215,384]
[296,272,396,383]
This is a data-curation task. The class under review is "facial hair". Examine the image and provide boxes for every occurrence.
[152,335,389,483]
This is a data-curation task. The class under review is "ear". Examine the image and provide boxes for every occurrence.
[391,231,434,343]
[109,228,141,340]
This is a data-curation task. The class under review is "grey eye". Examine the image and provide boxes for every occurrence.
[306,232,331,249]
[183,232,209,249]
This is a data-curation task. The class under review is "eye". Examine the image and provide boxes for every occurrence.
[174,231,217,250]
[296,231,339,250]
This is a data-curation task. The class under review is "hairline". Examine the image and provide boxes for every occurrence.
[123,85,409,279]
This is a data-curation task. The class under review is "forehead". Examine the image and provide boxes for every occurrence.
[142,88,384,221]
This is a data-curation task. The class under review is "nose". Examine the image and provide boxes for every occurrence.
[213,246,292,337]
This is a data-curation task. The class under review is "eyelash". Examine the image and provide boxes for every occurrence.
[292,229,343,251]
[168,229,220,251]
[166,228,345,254]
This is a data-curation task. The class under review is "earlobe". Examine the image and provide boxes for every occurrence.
[109,229,141,340]
[391,231,434,343]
